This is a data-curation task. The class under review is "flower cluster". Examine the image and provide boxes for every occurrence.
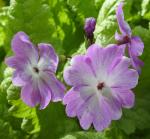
[5,2,144,132]
[63,2,144,131]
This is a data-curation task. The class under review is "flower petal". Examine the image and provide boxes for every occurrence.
[64,89,94,129]
[21,80,52,109]
[108,57,139,89]
[64,55,97,86]
[111,69,138,89]
[38,80,51,109]
[79,111,93,130]
[93,97,112,131]
[86,44,125,78]
[12,70,27,86]
[21,83,41,107]
[112,88,135,108]
[38,43,58,72]
[42,71,65,102]
[116,2,131,36]
[64,89,83,117]
[104,96,122,120]
[77,95,96,130]
[130,36,144,56]
[128,48,144,73]
[76,95,112,131]
[5,56,27,70]
[5,55,33,87]
[131,55,144,74]
[63,88,79,105]
[11,31,38,63]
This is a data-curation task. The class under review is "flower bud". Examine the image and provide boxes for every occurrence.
[84,17,96,42]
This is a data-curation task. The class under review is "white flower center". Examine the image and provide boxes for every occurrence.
[95,81,112,98]
[25,58,45,80]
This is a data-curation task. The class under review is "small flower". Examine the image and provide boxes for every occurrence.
[63,44,138,131]
[5,32,65,109]
[84,17,96,43]
[116,2,144,73]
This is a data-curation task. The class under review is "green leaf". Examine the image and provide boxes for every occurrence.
[7,84,20,100]
[61,131,107,139]
[0,119,21,139]
[6,0,64,53]
[7,94,40,134]
[141,0,150,20]
[5,0,86,56]
[94,0,122,45]
[36,103,80,139]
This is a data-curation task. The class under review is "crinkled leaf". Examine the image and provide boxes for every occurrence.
[94,0,122,45]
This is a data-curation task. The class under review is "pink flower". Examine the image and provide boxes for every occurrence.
[63,44,138,131]
[5,32,66,109]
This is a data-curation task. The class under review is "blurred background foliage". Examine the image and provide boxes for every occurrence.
[0,0,150,139]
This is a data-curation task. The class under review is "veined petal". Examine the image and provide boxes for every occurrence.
[64,89,83,117]
[112,88,135,108]
[109,68,138,89]
[104,95,122,120]
[76,95,112,131]
[108,56,131,75]
[38,43,58,72]
[38,80,51,109]
[41,71,65,102]
[5,56,34,86]
[116,2,131,36]
[86,44,125,78]
[93,97,112,131]
[64,55,97,86]
[129,53,144,73]
[76,94,95,118]
[79,111,93,130]
[11,31,38,64]
[64,89,95,129]
[63,88,79,105]
[21,80,52,109]
[21,83,41,107]
[130,36,144,56]
[108,57,139,89]
[5,56,27,70]
[12,70,27,86]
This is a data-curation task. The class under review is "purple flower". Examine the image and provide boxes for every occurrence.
[63,44,138,131]
[5,32,65,109]
[116,2,144,73]
[84,17,96,43]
